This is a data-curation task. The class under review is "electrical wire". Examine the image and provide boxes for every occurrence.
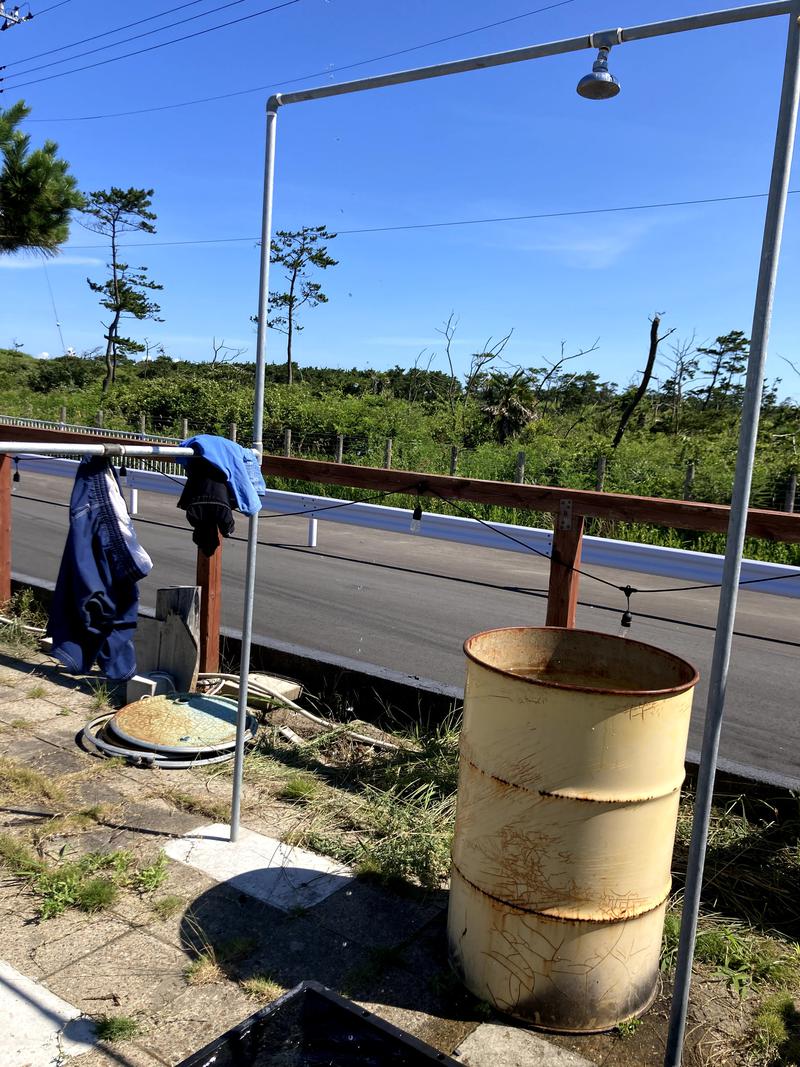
[23,0,578,121]
[33,0,73,14]
[57,189,800,251]
[5,0,253,80]
[3,0,302,91]
[3,0,214,69]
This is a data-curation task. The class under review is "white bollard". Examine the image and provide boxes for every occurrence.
[129,486,139,516]
[307,516,318,548]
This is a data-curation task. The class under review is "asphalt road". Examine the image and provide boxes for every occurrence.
[10,471,800,787]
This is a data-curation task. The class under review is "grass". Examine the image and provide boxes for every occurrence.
[94,1015,141,1043]
[0,588,47,655]
[27,683,46,699]
[152,785,229,823]
[277,774,320,803]
[751,991,800,1065]
[150,894,184,920]
[240,974,284,1003]
[89,681,112,712]
[616,1018,643,1039]
[185,950,223,986]
[0,756,65,803]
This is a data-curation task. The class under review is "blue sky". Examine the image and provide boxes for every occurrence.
[2,0,799,397]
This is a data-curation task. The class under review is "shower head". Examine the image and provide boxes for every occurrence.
[576,47,620,100]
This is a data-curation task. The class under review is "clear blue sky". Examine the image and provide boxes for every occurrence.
[2,0,799,397]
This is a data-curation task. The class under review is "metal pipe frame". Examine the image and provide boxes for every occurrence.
[0,443,194,457]
[243,7,800,1062]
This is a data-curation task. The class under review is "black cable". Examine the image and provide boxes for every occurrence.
[33,0,73,13]
[3,0,302,91]
[5,0,251,80]
[3,0,209,69]
[58,189,800,251]
[23,0,577,121]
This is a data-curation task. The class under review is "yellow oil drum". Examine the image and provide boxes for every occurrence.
[447,626,698,1032]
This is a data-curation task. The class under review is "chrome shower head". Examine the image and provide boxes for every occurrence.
[576,47,621,100]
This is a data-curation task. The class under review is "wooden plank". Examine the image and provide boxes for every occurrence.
[545,507,584,628]
[2,425,799,542]
[0,455,10,605]
[196,544,222,674]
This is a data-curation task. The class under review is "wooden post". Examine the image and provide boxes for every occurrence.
[596,455,607,491]
[0,455,10,606]
[384,437,393,469]
[229,422,238,443]
[96,409,104,428]
[181,417,189,439]
[515,450,526,484]
[335,434,344,464]
[450,445,459,476]
[139,412,147,435]
[59,405,67,425]
[283,428,292,457]
[545,500,584,628]
[785,471,797,513]
[683,461,696,501]
[196,543,222,674]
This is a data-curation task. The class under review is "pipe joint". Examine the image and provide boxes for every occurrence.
[267,93,282,112]
[589,27,623,49]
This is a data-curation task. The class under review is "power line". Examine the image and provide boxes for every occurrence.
[1,0,302,92]
[23,0,577,121]
[4,0,251,81]
[32,0,73,13]
[58,188,800,251]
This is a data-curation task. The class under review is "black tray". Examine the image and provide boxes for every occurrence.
[175,980,460,1066]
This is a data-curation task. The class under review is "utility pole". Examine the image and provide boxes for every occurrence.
[0,3,34,31]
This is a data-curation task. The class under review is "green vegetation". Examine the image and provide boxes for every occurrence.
[0,587,47,656]
[240,974,284,1003]
[2,320,798,562]
[149,893,185,920]
[152,785,229,823]
[94,1015,141,1043]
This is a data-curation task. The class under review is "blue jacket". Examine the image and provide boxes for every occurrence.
[47,457,152,681]
[181,435,265,516]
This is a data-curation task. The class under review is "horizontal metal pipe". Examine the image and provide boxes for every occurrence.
[275,1,792,106]
[0,442,194,457]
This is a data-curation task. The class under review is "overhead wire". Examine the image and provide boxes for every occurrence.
[4,0,254,80]
[32,0,73,14]
[2,0,302,92]
[22,0,578,120]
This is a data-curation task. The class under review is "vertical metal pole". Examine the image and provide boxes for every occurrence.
[307,516,318,547]
[230,99,279,843]
[665,8,800,1064]
[784,469,797,511]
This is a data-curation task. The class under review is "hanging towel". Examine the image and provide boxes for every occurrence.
[180,435,265,516]
[47,457,152,681]
[177,456,236,556]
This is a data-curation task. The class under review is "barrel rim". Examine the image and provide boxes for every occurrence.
[463,625,699,697]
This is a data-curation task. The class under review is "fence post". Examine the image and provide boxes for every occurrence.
[785,470,797,513]
[181,418,189,440]
[139,412,147,436]
[229,422,237,443]
[450,446,459,476]
[545,500,584,628]
[0,455,11,605]
[196,543,222,674]
[335,434,344,464]
[59,406,67,426]
[596,455,607,491]
[384,438,393,469]
[307,516,318,547]
[683,461,696,501]
[283,427,292,457]
[515,450,526,484]
[96,409,104,429]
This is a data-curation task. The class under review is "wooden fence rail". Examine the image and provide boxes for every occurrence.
[1,427,798,659]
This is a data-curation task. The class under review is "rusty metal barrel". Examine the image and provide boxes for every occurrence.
[447,626,698,1033]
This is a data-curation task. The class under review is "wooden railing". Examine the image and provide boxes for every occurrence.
[2,426,799,674]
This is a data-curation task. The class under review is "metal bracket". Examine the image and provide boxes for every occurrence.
[557,499,573,532]
[589,27,623,48]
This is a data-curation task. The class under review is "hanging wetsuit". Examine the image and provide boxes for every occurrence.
[47,456,152,681]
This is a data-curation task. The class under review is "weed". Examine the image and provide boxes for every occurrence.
[74,877,117,912]
[751,991,800,1064]
[240,974,284,1003]
[661,906,682,973]
[94,1015,141,1043]
[130,852,168,894]
[278,775,320,803]
[58,708,71,716]
[152,786,228,823]
[89,682,112,712]
[616,1018,643,1039]
[9,718,29,729]
[0,833,44,878]
[27,683,46,699]
[185,950,222,986]
[150,894,184,920]
[0,757,65,803]
[0,588,46,655]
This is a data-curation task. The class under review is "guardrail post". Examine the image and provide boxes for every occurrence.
[196,542,222,674]
[683,461,696,501]
[96,409,104,429]
[515,450,526,484]
[784,470,797,512]
[59,406,67,425]
[229,422,238,443]
[384,437,393,469]
[596,455,607,491]
[0,455,10,605]
[139,412,147,436]
[181,418,189,440]
[450,445,459,476]
[545,500,583,628]
[335,434,344,464]
[307,516,318,547]
[283,427,292,457]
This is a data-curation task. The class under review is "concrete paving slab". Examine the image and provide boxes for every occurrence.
[139,983,254,1067]
[0,957,96,1065]
[70,1046,164,1067]
[0,902,132,981]
[358,999,479,1057]
[0,698,66,728]
[453,1022,597,1066]
[164,823,352,911]
[312,880,445,949]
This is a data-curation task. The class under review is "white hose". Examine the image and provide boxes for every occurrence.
[197,672,400,752]
[0,614,46,634]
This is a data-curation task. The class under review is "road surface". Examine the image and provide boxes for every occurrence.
[10,471,800,787]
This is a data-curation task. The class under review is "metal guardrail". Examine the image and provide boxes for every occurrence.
[15,454,800,599]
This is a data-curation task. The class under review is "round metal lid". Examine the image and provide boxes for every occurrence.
[111,693,257,754]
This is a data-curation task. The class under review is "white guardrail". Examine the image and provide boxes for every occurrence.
[15,453,800,599]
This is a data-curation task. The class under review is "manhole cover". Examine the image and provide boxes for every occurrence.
[111,693,255,754]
